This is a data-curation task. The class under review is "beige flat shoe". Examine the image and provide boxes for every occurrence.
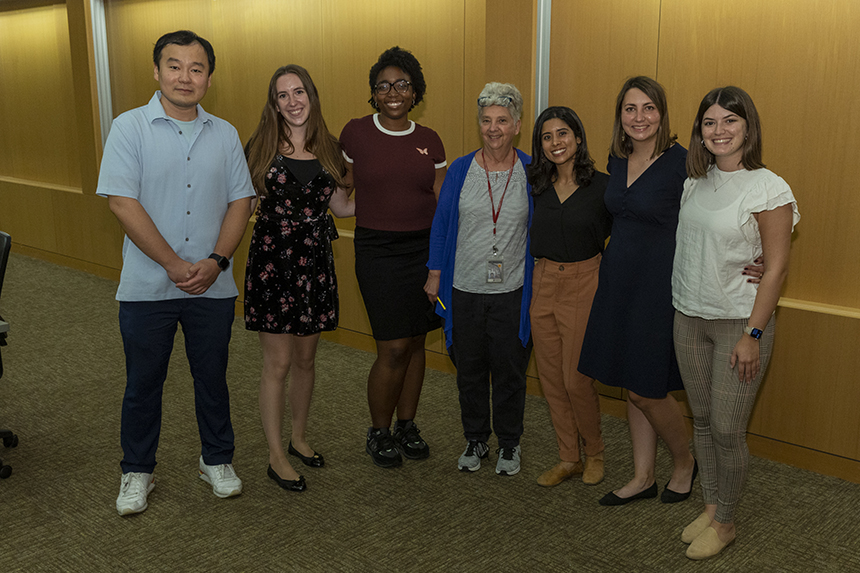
[686,526,735,560]
[582,452,605,485]
[681,512,712,544]
[537,461,582,487]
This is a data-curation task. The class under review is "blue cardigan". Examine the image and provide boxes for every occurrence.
[427,148,534,349]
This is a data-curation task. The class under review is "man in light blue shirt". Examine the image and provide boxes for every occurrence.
[97,30,254,516]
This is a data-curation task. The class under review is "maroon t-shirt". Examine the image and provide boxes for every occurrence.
[340,114,446,231]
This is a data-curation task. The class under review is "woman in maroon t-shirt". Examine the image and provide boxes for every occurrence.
[340,46,447,469]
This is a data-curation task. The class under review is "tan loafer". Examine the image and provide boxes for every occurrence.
[686,526,735,560]
[582,452,605,485]
[537,461,582,487]
[681,512,712,544]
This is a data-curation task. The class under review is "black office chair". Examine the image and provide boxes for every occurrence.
[0,231,17,478]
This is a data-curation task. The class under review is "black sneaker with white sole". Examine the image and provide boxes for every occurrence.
[366,427,403,468]
[393,420,430,460]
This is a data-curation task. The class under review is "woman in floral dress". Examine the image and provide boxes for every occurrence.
[244,65,353,492]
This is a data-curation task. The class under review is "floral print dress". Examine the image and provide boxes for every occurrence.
[244,155,339,335]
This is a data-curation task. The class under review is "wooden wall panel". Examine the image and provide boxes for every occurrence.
[0,181,58,251]
[66,0,104,194]
[103,0,467,161]
[548,0,661,166]
[484,0,536,156]
[658,0,860,310]
[0,4,82,188]
[462,0,487,155]
[749,307,860,460]
[51,191,124,269]
[330,233,371,337]
[0,179,123,271]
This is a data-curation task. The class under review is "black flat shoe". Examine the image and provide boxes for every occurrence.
[598,482,658,506]
[267,465,307,492]
[661,460,699,504]
[288,441,325,468]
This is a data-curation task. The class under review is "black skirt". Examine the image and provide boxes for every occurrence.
[354,226,441,341]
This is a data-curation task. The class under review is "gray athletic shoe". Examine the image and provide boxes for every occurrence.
[495,445,521,476]
[458,440,489,472]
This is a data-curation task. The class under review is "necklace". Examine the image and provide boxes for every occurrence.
[712,168,741,192]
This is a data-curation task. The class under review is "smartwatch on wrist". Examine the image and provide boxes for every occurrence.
[743,326,763,340]
[208,253,229,272]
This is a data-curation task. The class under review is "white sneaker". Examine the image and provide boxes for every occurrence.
[198,456,242,498]
[116,472,155,516]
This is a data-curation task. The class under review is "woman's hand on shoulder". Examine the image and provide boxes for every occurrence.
[730,335,761,384]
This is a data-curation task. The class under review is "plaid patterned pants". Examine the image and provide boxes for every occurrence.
[673,311,775,523]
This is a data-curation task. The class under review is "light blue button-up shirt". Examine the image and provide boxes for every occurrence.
[97,92,254,301]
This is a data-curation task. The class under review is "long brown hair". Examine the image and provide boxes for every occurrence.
[245,65,346,195]
[610,76,676,159]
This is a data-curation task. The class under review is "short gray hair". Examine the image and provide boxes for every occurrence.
[477,82,524,122]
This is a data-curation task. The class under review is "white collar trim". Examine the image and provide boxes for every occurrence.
[373,113,415,136]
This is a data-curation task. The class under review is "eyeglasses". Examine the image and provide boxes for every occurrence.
[374,80,412,95]
[478,95,513,107]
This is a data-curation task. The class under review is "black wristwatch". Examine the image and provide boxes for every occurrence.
[208,252,230,272]
[743,326,763,340]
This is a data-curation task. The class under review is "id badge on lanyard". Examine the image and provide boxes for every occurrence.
[482,149,516,284]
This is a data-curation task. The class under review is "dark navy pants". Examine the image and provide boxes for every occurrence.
[449,288,531,449]
[118,297,236,473]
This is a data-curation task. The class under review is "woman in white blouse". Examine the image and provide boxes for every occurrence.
[672,86,800,560]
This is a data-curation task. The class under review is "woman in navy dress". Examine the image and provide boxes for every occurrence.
[244,65,353,491]
[579,76,698,506]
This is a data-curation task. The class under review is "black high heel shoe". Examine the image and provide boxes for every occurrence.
[661,460,698,504]
[267,465,307,492]
[288,441,325,468]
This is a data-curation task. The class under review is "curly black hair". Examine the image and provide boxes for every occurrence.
[367,46,426,111]
[527,106,595,195]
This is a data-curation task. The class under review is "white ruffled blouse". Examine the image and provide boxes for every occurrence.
[672,166,800,320]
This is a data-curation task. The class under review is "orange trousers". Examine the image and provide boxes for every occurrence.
[530,255,604,461]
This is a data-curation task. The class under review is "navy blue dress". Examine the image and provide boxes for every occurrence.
[578,145,687,398]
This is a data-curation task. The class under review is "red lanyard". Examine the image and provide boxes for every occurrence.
[481,149,516,246]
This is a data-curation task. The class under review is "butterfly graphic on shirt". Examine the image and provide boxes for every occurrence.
[416,148,428,155]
